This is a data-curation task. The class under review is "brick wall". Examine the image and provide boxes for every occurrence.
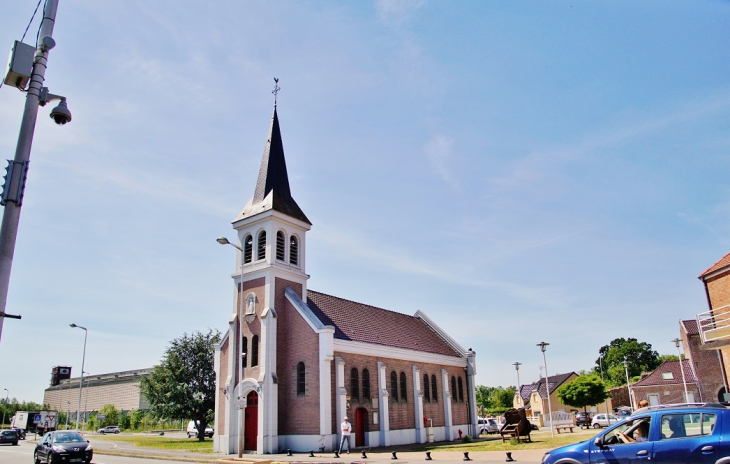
[683,325,725,402]
[632,383,700,406]
[275,278,320,435]
[44,379,146,414]
[240,277,265,381]
[334,353,469,434]
[703,270,730,391]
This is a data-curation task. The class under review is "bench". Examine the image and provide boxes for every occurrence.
[556,425,574,433]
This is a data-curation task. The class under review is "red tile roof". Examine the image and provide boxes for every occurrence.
[699,251,730,278]
[632,360,698,387]
[682,319,699,336]
[306,290,461,357]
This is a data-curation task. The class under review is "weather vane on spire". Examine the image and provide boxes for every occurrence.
[272,78,281,106]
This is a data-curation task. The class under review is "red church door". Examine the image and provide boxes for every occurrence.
[244,391,258,451]
[354,407,367,447]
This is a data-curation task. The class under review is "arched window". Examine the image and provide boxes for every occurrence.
[432,375,438,402]
[257,231,266,261]
[297,362,305,395]
[362,369,371,400]
[243,235,253,263]
[451,376,457,401]
[289,236,299,266]
[251,335,259,367]
[458,377,464,402]
[423,374,430,402]
[400,372,407,402]
[276,231,286,261]
[351,368,360,399]
[241,336,248,368]
[390,371,398,401]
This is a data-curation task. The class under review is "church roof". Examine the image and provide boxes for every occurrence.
[234,107,311,225]
[306,290,462,357]
[699,251,730,279]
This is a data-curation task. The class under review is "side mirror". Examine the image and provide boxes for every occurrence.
[594,436,604,448]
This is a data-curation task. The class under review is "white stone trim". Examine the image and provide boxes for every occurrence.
[377,361,390,446]
[415,310,467,357]
[412,365,425,443]
[441,368,453,441]
[333,339,466,367]
[319,327,335,445]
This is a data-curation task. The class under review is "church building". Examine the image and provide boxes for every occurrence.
[213,106,478,455]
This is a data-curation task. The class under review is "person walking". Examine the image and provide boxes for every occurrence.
[339,416,352,454]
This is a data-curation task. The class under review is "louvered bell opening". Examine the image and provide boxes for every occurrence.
[276,231,286,261]
[290,236,299,265]
[257,231,266,261]
[244,235,253,263]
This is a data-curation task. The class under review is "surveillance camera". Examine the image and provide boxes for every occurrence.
[49,99,72,125]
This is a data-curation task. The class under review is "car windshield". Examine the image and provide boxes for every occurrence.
[2,431,15,436]
[53,432,85,443]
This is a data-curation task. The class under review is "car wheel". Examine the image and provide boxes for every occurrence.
[12,441,18,446]
[114,431,119,434]
[593,424,601,429]
[34,451,41,464]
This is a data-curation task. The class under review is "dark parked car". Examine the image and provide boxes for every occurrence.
[34,431,93,464]
[542,403,729,464]
[10,427,25,440]
[0,430,18,445]
[575,412,592,428]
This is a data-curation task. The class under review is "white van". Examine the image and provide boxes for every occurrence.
[186,421,214,438]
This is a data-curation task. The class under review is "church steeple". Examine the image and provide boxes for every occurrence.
[235,107,311,225]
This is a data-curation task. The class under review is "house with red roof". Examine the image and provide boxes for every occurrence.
[213,106,477,455]
[630,359,700,406]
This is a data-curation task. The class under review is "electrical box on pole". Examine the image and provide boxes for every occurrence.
[4,41,35,89]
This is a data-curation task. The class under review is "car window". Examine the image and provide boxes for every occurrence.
[53,432,86,443]
[601,417,650,445]
[660,413,716,440]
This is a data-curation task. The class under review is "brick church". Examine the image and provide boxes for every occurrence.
[213,106,477,455]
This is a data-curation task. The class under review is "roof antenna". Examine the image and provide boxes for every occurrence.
[272,77,281,107]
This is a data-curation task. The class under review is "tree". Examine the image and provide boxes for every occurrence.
[595,338,660,386]
[98,404,120,428]
[141,329,221,441]
[556,375,609,412]
[657,354,680,363]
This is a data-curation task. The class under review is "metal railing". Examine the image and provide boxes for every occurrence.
[697,303,730,343]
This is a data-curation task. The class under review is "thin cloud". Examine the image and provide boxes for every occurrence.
[423,134,459,188]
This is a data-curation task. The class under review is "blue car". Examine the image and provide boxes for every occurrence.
[542,403,728,464]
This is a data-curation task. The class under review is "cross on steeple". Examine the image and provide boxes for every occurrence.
[272,78,281,106]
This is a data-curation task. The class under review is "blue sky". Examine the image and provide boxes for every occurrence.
[1,0,729,404]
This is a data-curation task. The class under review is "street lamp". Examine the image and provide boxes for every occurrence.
[598,354,611,425]
[537,342,554,438]
[623,358,634,410]
[82,372,91,432]
[672,338,691,403]
[512,362,522,405]
[217,237,244,458]
[70,324,87,430]
[2,388,8,426]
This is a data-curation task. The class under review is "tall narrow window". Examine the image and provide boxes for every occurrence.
[241,337,248,368]
[276,231,286,261]
[432,375,438,402]
[423,374,430,402]
[257,231,266,260]
[289,236,299,266]
[362,369,371,400]
[390,371,398,401]
[351,368,360,399]
[251,335,259,367]
[297,362,305,395]
[400,372,407,402]
[451,376,457,401]
[244,235,253,263]
[458,377,464,402]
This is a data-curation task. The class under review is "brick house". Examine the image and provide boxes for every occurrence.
[213,107,477,455]
[630,359,700,406]
[679,319,727,402]
[696,252,730,398]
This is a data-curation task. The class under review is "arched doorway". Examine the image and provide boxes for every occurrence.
[354,407,368,447]
[244,391,258,451]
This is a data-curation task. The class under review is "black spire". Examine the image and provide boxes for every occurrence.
[235,107,311,225]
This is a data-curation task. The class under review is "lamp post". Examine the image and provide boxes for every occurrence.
[82,372,90,432]
[623,358,634,410]
[70,324,87,430]
[537,342,554,438]
[598,355,611,425]
[2,388,8,426]
[512,362,522,407]
[672,338,691,403]
[217,237,245,458]
[66,401,70,428]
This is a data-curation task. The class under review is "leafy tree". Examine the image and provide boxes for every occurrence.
[657,354,680,363]
[595,338,660,386]
[98,404,120,427]
[141,329,220,441]
[556,375,609,412]
[119,412,131,430]
[475,385,516,415]
[129,410,143,430]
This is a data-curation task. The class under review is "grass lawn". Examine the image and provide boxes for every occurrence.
[93,435,214,453]
[418,429,597,452]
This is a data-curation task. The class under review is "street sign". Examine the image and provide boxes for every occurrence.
[34,414,41,423]
[97,414,106,421]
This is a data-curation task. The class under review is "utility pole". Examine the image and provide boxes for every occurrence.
[0,0,63,342]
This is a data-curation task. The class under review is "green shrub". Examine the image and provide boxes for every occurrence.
[462,435,473,443]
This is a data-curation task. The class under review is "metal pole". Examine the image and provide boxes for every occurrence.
[0,0,60,343]
[512,362,521,407]
[537,342,554,438]
[599,355,611,425]
[623,358,634,410]
[71,324,87,430]
[82,373,89,433]
[2,388,8,426]
[673,339,690,403]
